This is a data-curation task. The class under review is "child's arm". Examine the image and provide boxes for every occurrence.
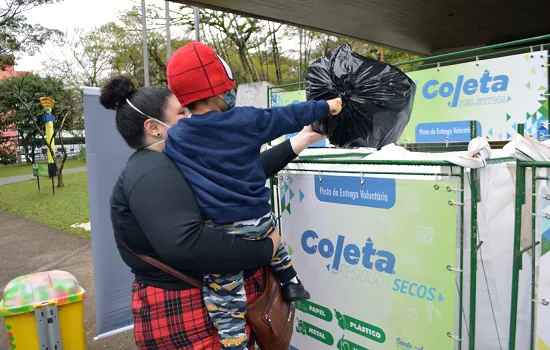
[256,98,341,144]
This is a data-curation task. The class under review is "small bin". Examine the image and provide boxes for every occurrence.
[0,270,86,350]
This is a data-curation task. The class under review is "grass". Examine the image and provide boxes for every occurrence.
[0,159,85,178]
[0,172,90,238]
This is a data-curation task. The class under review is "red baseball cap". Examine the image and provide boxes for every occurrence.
[167,42,236,107]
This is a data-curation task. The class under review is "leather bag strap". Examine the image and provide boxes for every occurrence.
[119,239,203,289]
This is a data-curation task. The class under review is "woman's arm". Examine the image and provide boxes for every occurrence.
[260,125,326,178]
[260,139,297,178]
[128,165,275,273]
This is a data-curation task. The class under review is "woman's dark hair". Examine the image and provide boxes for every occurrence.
[99,76,172,149]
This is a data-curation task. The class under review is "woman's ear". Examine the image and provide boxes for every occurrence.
[143,119,161,138]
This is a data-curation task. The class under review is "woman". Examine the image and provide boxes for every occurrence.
[100,75,324,349]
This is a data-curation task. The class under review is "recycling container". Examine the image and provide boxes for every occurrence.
[0,270,86,350]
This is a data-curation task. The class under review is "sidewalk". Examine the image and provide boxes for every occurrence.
[0,167,87,186]
[0,210,135,349]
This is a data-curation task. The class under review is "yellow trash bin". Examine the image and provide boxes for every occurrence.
[0,270,86,350]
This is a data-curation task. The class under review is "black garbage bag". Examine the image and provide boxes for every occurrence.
[307,44,416,148]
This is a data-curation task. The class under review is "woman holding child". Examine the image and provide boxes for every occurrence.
[102,42,341,349]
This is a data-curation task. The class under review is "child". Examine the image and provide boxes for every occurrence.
[164,42,342,350]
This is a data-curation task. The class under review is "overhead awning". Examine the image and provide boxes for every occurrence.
[172,0,550,55]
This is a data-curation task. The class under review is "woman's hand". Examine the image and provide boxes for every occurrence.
[268,228,282,257]
[290,125,326,155]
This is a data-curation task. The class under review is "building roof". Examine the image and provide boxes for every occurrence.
[0,66,30,82]
[172,0,550,55]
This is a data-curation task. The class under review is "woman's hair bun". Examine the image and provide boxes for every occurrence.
[99,75,136,110]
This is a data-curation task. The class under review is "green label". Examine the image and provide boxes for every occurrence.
[296,319,334,346]
[296,300,333,322]
[337,335,369,350]
[335,310,386,343]
[33,164,49,177]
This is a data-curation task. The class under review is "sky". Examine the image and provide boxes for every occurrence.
[15,0,301,74]
[15,0,171,72]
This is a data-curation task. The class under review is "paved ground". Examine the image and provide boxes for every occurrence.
[0,167,87,186]
[0,210,136,350]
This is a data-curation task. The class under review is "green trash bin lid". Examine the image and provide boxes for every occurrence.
[0,270,85,317]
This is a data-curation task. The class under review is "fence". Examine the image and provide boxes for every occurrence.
[509,158,550,349]
[274,127,544,349]
[268,34,549,349]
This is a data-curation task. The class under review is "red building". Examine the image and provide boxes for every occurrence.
[0,66,30,163]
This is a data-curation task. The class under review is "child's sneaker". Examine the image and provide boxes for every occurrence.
[282,278,311,302]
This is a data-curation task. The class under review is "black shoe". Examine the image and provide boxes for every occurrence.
[282,280,311,302]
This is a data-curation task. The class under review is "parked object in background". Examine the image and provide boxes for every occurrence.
[0,270,86,350]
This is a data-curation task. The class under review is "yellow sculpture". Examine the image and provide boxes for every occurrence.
[39,97,56,171]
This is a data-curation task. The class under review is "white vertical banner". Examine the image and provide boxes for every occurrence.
[83,88,135,338]
[537,184,550,349]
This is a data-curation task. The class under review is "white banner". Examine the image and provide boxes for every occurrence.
[404,51,548,143]
[280,171,460,349]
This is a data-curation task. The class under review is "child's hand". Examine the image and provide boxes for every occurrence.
[327,98,343,116]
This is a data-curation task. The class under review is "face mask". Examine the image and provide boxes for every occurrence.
[126,98,170,149]
[222,89,237,110]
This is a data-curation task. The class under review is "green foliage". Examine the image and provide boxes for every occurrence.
[0,74,65,135]
[38,3,420,92]
[0,0,63,66]
[0,74,82,179]
[77,144,86,163]
[0,54,15,68]
[0,148,16,165]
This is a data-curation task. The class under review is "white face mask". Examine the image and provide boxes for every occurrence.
[126,98,171,149]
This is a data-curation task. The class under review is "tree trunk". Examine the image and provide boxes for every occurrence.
[324,34,331,55]
[270,23,282,85]
[214,32,231,68]
[56,170,64,188]
[30,141,35,164]
[22,136,31,163]
[304,31,313,71]
[56,154,68,188]
[24,143,31,163]
[246,50,260,82]
[238,46,254,82]
[299,28,303,81]
[263,40,270,82]
[258,44,266,81]
[379,47,385,61]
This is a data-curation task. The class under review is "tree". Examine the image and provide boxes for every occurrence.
[174,6,282,84]
[40,3,419,94]
[309,34,420,65]
[42,27,116,90]
[112,7,190,87]
[0,0,63,67]
[43,6,190,89]
[0,73,80,186]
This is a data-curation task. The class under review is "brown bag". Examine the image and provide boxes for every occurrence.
[120,240,295,350]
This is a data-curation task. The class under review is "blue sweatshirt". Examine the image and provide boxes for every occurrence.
[164,100,330,224]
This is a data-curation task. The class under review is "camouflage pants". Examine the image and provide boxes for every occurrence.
[204,212,295,350]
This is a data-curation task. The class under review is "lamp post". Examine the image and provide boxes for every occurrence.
[141,0,150,86]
